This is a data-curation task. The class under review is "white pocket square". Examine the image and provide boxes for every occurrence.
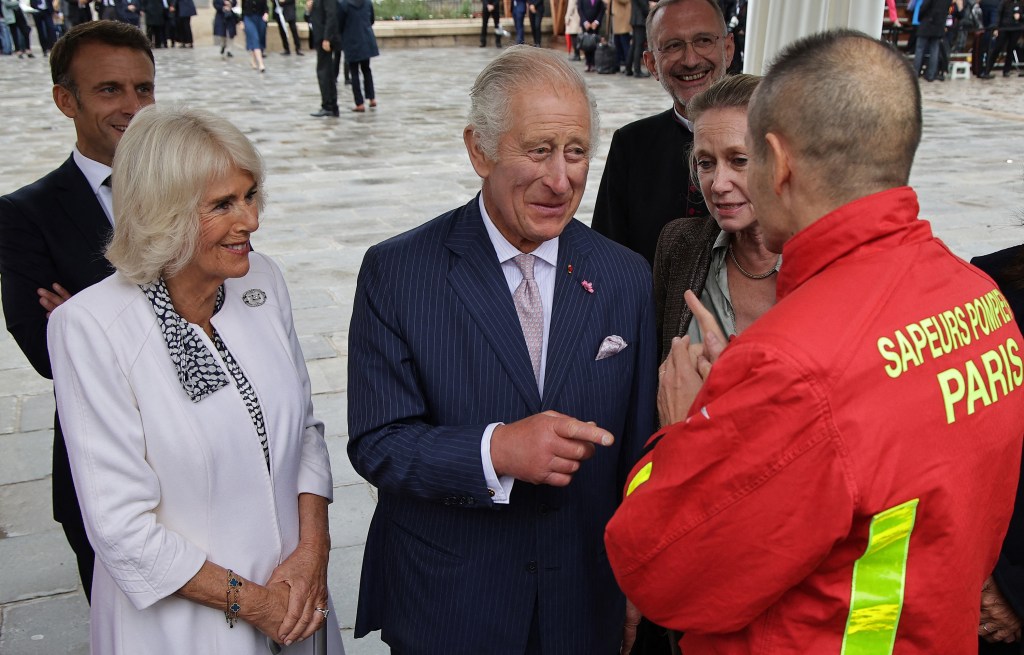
[595,335,628,360]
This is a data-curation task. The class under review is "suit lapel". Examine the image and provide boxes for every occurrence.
[53,155,115,252]
[445,199,541,410]
[543,220,595,404]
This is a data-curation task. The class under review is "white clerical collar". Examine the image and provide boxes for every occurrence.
[72,146,113,195]
[478,194,559,269]
[674,106,694,132]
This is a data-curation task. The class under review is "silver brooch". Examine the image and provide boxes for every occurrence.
[242,289,266,307]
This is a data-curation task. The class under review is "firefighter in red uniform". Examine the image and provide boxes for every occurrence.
[606,29,1024,655]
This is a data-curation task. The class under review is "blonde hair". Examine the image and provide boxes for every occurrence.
[687,73,760,177]
[106,105,266,284]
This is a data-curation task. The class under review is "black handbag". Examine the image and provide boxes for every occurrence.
[579,31,598,53]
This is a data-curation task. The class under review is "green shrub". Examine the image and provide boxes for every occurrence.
[374,0,474,19]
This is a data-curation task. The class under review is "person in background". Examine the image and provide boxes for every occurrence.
[578,0,605,71]
[972,242,1024,653]
[625,0,650,76]
[912,0,952,82]
[0,2,13,55]
[2,0,34,58]
[980,0,1002,67]
[28,0,57,54]
[213,0,237,56]
[173,0,195,47]
[511,0,527,44]
[612,0,630,70]
[979,0,1023,78]
[274,0,302,54]
[337,0,378,112]
[142,0,167,47]
[653,74,773,360]
[307,0,339,116]
[242,0,267,71]
[528,0,543,46]
[480,0,504,47]
[592,0,732,266]
[65,0,92,27]
[564,0,581,59]
[117,0,142,28]
[0,20,155,600]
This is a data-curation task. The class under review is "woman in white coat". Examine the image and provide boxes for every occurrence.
[48,105,343,654]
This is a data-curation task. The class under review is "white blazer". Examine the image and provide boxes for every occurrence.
[49,253,341,654]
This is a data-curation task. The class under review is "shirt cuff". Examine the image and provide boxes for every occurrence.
[481,422,515,504]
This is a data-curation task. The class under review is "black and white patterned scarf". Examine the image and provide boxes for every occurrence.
[141,279,270,471]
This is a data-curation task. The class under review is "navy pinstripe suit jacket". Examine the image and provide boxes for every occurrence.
[348,196,658,654]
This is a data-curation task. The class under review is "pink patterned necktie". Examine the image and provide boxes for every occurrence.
[512,254,543,384]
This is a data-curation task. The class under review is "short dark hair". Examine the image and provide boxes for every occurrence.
[748,29,921,205]
[50,21,154,97]
[646,0,727,47]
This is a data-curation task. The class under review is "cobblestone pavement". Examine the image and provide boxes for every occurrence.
[1,41,1023,654]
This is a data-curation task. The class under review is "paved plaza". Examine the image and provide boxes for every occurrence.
[1,38,1023,654]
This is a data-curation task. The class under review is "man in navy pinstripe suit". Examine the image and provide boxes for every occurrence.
[348,45,658,655]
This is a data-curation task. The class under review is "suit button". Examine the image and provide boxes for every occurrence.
[526,561,538,573]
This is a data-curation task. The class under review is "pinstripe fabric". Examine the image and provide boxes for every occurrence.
[348,196,658,655]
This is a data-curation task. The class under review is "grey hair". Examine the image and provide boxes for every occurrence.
[467,44,599,160]
[105,104,266,284]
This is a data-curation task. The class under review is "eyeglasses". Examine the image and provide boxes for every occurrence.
[656,34,722,57]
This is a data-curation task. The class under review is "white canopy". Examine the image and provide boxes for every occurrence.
[743,1,885,74]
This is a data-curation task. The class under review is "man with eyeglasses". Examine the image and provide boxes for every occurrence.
[591,0,733,268]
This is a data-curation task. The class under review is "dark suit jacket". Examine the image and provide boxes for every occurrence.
[347,197,658,654]
[972,245,1024,655]
[0,155,114,526]
[578,0,605,26]
[308,0,337,44]
[592,109,710,268]
[117,0,141,25]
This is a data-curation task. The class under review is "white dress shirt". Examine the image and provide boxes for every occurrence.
[73,146,114,225]
[477,194,558,504]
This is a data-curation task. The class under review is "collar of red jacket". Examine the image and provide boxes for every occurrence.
[776,186,930,301]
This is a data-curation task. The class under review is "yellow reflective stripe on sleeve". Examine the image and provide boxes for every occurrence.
[840,498,919,655]
[625,461,652,496]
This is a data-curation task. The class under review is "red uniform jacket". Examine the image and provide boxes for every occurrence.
[606,187,1024,654]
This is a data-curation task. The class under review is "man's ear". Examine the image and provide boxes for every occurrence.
[53,84,78,120]
[764,132,791,197]
[723,32,735,70]
[642,50,658,79]
[463,126,493,180]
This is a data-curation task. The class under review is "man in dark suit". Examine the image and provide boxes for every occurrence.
[307,0,339,116]
[591,0,732,266]
[479,0,505,47]
[527,0,543,45]
[0,21,155,601]
[348,45,657,655]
